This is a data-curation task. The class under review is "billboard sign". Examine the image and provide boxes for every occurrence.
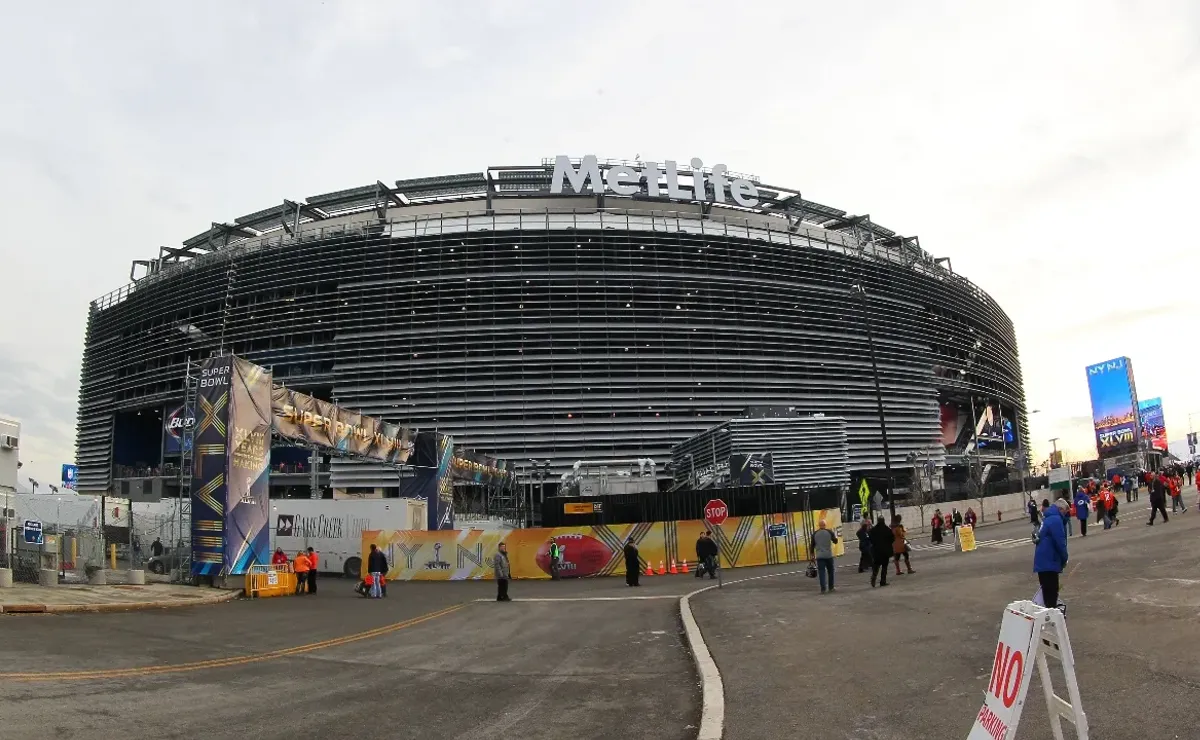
[163,403,195,454]
[272,387,414,465]
[61,463,78,490]
[191,355,233,576]
[223,357,272,575]
[729,453,774,486]
[1138,397,1168,452]
[1085,357,1140,458]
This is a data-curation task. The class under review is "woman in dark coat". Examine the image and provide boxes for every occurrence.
[868,516,895,588]
[856,519,873,573]
[623,540,640,587]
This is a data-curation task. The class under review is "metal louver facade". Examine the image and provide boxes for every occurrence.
[75,160,1026,495]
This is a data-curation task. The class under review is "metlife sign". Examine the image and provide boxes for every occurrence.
[550,155,761,208]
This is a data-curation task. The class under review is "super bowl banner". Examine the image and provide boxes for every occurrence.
[272,386,415,465]
[191,355,232,576]
[451,449,516,488]
[224,357,272,575]
[363,509,844,581]
[1138,397,1168,452]
[730,453,774,486]
[1085,357,1140,458]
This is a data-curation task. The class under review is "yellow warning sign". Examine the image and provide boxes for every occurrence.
[857,479,871,515]
[958,524,977,552]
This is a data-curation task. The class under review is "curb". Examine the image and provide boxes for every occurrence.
[0,589,241,615]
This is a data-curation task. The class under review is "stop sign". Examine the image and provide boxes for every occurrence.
[704,499,729,526]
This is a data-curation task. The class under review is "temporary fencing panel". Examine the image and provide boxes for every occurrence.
[364,509,844,581]
[244,564,297,598]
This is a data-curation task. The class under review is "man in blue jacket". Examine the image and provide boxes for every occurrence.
[1034,499,1069,609]
[1073,490,1091,537]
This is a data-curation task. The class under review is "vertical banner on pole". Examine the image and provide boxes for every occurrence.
[223,357,273,575]
[191,355,233,576]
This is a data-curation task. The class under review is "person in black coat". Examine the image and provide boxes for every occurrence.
[695,532,719,579]
[623,540,641,587]
[869,516,895,588]
[856,519,873,573]
[1148,474,1169,525]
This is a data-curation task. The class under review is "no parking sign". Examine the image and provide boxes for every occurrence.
[968,605,1040,739]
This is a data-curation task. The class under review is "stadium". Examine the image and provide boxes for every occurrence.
[75,155,1028,501]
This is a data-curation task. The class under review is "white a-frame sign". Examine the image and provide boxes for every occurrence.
[968,601,1088,740]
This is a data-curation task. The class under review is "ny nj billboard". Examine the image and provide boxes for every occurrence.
[1138,397,1168,452]
[1085,357,1140,458]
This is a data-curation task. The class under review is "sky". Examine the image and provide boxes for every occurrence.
[2,1,1199,490]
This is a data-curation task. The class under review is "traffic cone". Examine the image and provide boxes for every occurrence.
[657,560,666,575]
[645,562,654,577]
[681,559,689,574]
[669,559,678,574]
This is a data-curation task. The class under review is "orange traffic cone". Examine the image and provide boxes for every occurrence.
[657,560,666,575]
[645,562,654,577]
[669,559,678,574]
[681,559,689,574]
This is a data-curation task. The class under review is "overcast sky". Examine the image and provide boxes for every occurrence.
[3,1,1198,490]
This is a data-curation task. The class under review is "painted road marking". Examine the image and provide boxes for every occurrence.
[472,595,681,602]
[0,603,464,682]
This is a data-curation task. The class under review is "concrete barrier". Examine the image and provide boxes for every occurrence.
[126,569,146,585]
[87,568,107,586]
[0,568,12,589]
[38,569,58,587]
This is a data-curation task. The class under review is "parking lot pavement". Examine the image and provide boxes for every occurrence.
[689,506,1200,739]
[0,592,696,738]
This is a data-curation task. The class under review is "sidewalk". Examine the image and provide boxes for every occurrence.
[0,582,239,614]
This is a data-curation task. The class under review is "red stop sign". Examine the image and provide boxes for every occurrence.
[704,499,729,526]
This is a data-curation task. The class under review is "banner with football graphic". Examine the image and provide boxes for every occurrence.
[361,509,844,581]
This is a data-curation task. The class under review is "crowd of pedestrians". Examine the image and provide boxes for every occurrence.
[852,514,916,589]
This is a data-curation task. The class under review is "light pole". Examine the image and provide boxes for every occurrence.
[851,283,896,519]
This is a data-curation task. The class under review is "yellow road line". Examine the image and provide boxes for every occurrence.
[0,603,464,682]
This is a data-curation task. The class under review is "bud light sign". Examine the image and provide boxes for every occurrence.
[1084,357,1140,459]
[163,403,196,453]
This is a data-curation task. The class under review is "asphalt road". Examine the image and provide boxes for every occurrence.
[691,501,1200,740]
[1,497,1196,740]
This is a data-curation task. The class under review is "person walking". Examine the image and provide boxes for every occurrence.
[1169,474,1186,513]
[623,539,640,587]
[1149,473,1170,525]
[366,543,388,598]
[1034,499,1069,611]
[696,531,718,580]
[1101,488,1117,529]
[1074,489,1090,536]
[293,550,311,595]
[493,542,512,602]
[872,490,884,518]
[306,547,319,593]
[1123,474,1134,503]
[548,540,562,580]
[869,516,895,588]
[964,508,978,528]
[810,520,839,594]
[930,510,944,545]
[151,537,164,558]
[892,515,913,575]
[1028,496,1041,531]
[951,508,963,532]
[857,518,874,572]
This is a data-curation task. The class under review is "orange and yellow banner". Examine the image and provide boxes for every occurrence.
[362,510,844,580]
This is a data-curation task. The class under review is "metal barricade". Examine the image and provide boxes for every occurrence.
[244,564,297,598]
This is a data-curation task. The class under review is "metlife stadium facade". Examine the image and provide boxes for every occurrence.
[75,155,1027,495]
